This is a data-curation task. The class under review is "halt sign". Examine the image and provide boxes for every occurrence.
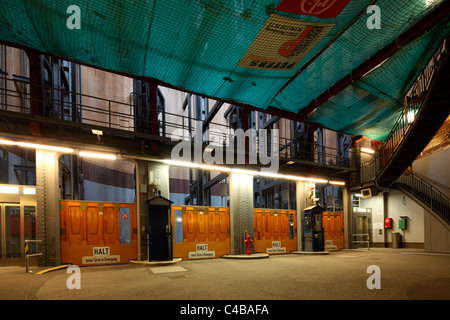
[267,241,286,254]
[82,247,121,265]
[188,244,215,259]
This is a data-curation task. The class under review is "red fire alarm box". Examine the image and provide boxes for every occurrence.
[384,218,393,229]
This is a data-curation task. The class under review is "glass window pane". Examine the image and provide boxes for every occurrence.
[6,206,21,258]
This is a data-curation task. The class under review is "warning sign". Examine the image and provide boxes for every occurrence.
[276,0,351,19]
[267,241,287,254]
[238,14,334,71]
[189,244,215,259]
[82,247,121,265]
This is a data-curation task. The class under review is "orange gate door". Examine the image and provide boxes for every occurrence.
[60,201,137,266]
[322,212,344,251]
[253,209,297,254]
[171,205,230,260]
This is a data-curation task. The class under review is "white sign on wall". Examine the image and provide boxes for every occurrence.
[82,246,120,264]
[188,244,215,259]
[267,241,286,254]
[325,240,337,250]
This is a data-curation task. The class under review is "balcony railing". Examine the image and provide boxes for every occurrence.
[0,74,354,169]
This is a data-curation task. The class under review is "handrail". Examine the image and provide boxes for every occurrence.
[396,172,450,224]
[24,239,42,273]
[412,171,450,196]
[352,233,370,249]
[360,39,447,184]
[0,74,355,169]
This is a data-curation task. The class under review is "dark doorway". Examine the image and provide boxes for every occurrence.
[146,196,173,261]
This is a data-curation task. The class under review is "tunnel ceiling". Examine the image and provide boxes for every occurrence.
[0,0,449,141]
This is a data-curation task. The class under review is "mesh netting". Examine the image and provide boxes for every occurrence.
[0,0,447,139]
[308,19,450,140]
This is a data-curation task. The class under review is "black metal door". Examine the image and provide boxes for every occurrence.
[148,208,169,261]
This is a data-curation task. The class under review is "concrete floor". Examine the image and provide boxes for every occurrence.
[1,248,449,301]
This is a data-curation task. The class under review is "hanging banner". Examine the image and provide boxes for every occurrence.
[238,14,334,71]
[276,0,351,19]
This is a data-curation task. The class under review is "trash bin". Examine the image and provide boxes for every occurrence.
[392,232,402,248]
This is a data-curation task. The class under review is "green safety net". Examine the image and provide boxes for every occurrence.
[308,19,450,140]
[0,0,447,140]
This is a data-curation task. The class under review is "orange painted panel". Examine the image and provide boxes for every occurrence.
[329,214,336,246]
[263,210,271,239]
[186,208,195,242]
[254,209,263,240]
[197,210,206,242]
[253,208,297,254]
[208,208,216,242]
[273,212,280,239]
[86,207,100,245]
[280,212,287,240]
[69,206,83,246]
[171,205,230,260]
[322,212,330,242]
[323,212,344,251]
[103,207,117,245]
[218,209,227,241]
[60,201,137,266]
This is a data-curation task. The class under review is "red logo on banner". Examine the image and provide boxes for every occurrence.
[121,213,129,220]
[276,0,351,19]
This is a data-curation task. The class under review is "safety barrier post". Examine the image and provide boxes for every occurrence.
[25,240,43,273]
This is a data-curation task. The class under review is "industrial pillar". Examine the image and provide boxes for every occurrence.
[135,160,170,261]
[295,181,306,251]
[149,82,159,152]
[35,149,61,266]
[295,181,317,251]
[26,51,43,116]
[229,172,254,255]
[343,186,352,249]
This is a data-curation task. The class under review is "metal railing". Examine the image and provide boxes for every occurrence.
[24,239,42,273]
[352,234,370,250]
[397,172,450,224]
[360,39,447,184]
[0,74,355,169]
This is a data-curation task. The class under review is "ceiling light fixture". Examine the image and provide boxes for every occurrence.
[0,186,20,194]
[361,148,375,154]
[0,139,74,153]
[162,159,343,185]
[23,187,36,195]
[329,181,346,186]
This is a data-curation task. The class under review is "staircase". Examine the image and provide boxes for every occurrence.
[395,172,450,225]
[360,39,450,189]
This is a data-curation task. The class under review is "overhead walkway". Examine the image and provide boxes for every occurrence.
[359,39,449,189]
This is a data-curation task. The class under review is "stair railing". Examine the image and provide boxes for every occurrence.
[360,39,447,184]
[397,172,450,224]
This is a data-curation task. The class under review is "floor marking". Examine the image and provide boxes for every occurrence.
[130,257,182,265]
[36,264,71,275]
[337,255,360,258]
[150,266,187,274]
[401,252,450,256]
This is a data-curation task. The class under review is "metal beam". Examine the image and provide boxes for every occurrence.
[202,100,224,132]
[261,116,280,130]
[204,172,228,190]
